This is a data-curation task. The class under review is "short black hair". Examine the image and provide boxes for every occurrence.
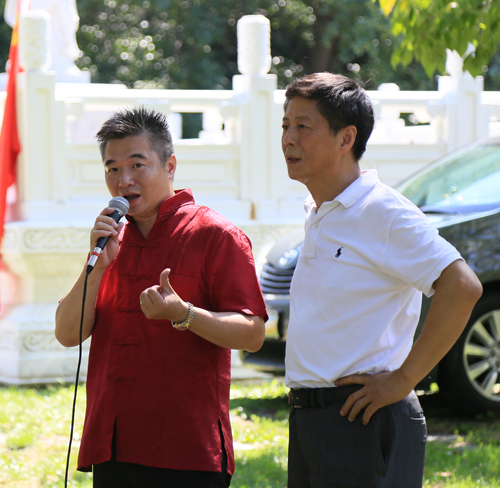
[284,73,374,161]
[96,107,174,167]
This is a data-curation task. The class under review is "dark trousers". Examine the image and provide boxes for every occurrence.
[288,390,426,488]
[93,425,231,488]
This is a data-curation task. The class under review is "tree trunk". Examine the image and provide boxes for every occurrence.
[309,12,338,73]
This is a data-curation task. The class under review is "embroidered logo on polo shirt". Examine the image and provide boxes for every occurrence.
[335,247,343,258]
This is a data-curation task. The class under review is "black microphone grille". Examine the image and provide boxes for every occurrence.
[109,196,130,216]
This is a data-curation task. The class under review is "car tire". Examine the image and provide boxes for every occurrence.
[439,291,500,412]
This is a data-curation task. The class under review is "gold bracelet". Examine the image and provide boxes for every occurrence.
[171,302,195,330]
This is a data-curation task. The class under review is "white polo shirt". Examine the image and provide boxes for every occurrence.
[285,170,462,389]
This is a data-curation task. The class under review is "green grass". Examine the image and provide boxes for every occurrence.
[424,440,500,487]
[230,381,289,487]
[0,384,92,486]
[2,381,500,487]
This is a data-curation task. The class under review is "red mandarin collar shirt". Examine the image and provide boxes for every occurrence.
[77,189,267,474]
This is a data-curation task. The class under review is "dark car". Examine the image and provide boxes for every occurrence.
[241,137,500,412]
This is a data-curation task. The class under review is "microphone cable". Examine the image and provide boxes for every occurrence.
[63,196,128,485]
[64,269,90,488]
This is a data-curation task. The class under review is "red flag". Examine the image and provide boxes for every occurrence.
[0,2,22,314]
[0,1,22,246]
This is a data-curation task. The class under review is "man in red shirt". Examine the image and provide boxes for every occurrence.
[55,107,267,488]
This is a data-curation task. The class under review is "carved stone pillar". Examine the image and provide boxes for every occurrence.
[237,14,272,76]
[0,226,90,384]
[232,15,289,222]
[19,9,51,72]
[0,8,89,384]
[437,49,487,153]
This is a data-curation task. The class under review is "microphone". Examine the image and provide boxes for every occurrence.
[86,196,129,274]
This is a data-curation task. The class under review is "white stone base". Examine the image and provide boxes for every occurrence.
[0,304,89,385]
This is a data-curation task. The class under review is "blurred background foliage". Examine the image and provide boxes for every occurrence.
[377,0,500,79]
[0,0,499,91]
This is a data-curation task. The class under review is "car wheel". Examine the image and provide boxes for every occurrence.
[439,291,500,412]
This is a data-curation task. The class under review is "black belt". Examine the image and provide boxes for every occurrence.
[289,385,362,408]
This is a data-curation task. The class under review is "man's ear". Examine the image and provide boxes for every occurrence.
[166,154,177,180]
[340,126,357,154]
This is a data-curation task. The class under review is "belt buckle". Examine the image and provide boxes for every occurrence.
[289,388,303,408]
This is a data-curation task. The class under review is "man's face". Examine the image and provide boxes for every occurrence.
[282,97,345,187]
[103,133,176,224]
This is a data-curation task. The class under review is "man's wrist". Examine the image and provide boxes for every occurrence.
[396,364,420,390]
[172,302,195,330]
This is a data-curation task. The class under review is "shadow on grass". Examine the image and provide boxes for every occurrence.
[419,391,500,446]
[230,395,289,419]
[420,391,500,420]
[0,383,78,397]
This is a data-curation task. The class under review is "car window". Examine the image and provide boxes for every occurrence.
[396,142,500,211]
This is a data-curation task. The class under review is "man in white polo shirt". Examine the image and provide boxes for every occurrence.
[282,72,483,488]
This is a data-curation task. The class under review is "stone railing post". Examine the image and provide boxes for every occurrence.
[231,15,284,221]
[437,49,488,153]
[0,10,88,385]
[17,10,69,216]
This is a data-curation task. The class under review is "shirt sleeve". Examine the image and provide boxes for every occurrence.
[205,223,268,321]
[380,206,463,297]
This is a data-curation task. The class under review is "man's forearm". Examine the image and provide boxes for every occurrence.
[335,259,482,424]
[139,268,266,352]
[187,308,265,352]
[399,259,483,387]
[55,266,105,347]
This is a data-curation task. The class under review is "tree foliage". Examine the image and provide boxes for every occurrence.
[13,0,500,90]
[73,0,435,90]
[376,0,500,78]
[0,0,13,72]
[1,0,500,89]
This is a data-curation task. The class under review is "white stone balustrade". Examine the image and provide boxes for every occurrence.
[1,12,500,384]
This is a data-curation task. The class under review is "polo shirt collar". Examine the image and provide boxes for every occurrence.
[336,169,380,208]
[304,169,380,215]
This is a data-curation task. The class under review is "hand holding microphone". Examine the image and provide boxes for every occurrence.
[87,196,129,274]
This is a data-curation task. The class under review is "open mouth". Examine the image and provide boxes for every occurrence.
[123,194,140,203]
